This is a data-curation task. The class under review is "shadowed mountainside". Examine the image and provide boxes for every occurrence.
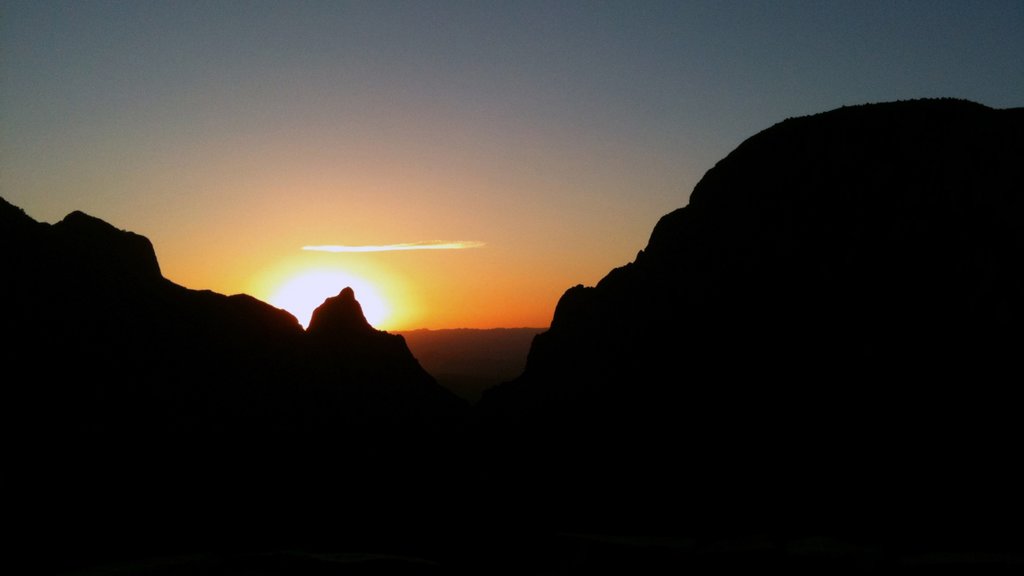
[1,199,467,571]
[479,99,1024,551]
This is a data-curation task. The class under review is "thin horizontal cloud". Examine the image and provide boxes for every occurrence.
[302,241,485,253]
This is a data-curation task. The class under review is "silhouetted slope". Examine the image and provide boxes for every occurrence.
[479,100,1024,550]
[0,198,467,571]
[304,289,467,431]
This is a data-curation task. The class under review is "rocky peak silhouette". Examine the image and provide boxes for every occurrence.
[307,287,374,338]
[55,209,163,282]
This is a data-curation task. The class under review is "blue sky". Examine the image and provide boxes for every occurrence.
[2,1,1022,328]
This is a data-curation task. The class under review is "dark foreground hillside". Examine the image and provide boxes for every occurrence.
[0,199,468,573]
[479,99,1024,565]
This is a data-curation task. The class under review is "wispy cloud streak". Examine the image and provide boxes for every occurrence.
[302,241,485,253]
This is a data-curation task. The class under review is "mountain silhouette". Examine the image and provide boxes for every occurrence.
[1,198,467,571]
[7,98,1024,573]
[478,99,1024,551]
[309,286,374,335]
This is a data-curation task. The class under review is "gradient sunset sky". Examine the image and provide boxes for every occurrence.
[3,1,1022,329]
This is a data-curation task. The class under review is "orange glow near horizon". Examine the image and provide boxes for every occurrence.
[251,258,407,329]
[267,270,389,329]
[240,248,561,331]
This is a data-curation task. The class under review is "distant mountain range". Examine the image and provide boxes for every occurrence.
[396,328,545,402]
[5,98,1023,574]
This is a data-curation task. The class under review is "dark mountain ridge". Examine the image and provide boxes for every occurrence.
[479,99,1024,549]
[1,198,467,570]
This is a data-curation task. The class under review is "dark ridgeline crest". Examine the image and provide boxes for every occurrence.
[478,99,1024,556]
[1,197,467,571]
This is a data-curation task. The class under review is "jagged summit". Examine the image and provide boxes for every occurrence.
[307,286,374,337]
[54,208,163,282]
[0,199,164,285]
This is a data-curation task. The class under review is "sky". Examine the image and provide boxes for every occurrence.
[2,1,1022,330]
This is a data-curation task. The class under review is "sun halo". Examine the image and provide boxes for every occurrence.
[267,269,390,329]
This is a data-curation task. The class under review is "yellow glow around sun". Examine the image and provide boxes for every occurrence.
[267,269,390,329]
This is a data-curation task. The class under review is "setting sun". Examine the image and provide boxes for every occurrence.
[267,270,389,329]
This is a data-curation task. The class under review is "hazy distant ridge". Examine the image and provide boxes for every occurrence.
[397,328,545,402]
